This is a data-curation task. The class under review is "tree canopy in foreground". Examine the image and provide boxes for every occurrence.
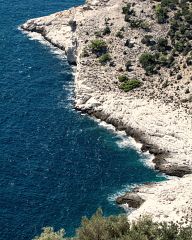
[34,209,192,240]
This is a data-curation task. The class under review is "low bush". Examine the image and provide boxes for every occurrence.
[103,26,111,35]
[89,39,107,54]
[155,4,168,23]
[99,53,111,64]
[129,19,150,31]
[139,52,157,74]
[157,37,170,52]
[161,0,179,9]
[122,3,135,22]
[116,31,124,39]
[119,79,141,92]
[33,227,65,240]
[174,40,186,52]
[118,75,128,82]
[141,35,155,46]
[33,209,192,240]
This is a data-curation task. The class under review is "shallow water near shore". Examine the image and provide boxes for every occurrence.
[0,0,166,239]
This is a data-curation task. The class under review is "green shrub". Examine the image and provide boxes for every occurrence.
[157,37,170,52]
[158,54,171,67]
[139,52,157,74]
[161,0,179,9]
[103,26,111,35]
[119,79,141,92]
[33,227,65,240]
[34,209,192,240]
[89,39,107,54]
[99,53,111,64]
[122,3,132,15]
[122,3,135,22]
[155,4,168,23]
[141,35,155,46]
[129,19,150,31]
[116,31,124,39]
[140,21,151,31]
[174,40,186,52]
[118,75,128,82]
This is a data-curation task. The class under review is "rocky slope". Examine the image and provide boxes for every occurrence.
[21,0,192,224]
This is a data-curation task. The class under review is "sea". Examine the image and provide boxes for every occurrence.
[0,0,165,239]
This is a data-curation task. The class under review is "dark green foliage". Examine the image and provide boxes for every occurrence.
[174,40,186,52]
[76,209,130,240]
[122,3,135,22]
[33,227,65,240]
[99,53,111,64]
[139,52,157,74]
[34,209,192,240]
[155,4,168,23]
[157,37,170,52]
[103,26,111,35]
[158,53,174,67]
[141,35,155,46]
[119,79,141,92]
[161,0,179,9]
[129,19,150,31]
[166,1,192,57]
[139,50,175,73]
[122,3,132,15]
[118,75,128,82]
[116,31,124,39]
[90,39,107,55]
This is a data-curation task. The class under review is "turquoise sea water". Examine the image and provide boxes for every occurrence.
[0,0,165,239]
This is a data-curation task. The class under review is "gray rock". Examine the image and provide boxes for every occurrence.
[116,192,145,208]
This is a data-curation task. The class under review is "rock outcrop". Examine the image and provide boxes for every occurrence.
[116,193,145,208]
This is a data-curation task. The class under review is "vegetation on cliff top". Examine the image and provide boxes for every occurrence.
[82,0,191,101]
[122,0,192,80]
[34,209,192,240]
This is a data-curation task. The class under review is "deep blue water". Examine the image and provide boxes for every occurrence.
[0,0,165,239]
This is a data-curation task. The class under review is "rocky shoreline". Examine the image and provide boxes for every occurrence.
[77,107,192,178]
[21,0,192,224]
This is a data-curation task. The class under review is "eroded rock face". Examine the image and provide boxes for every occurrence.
[21,11,78,64]
[116,193,145,208]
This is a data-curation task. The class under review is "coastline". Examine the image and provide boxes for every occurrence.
[20,0,192,224]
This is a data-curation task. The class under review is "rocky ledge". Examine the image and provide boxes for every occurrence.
[21,0,192,224]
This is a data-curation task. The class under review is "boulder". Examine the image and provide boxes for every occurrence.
[116,192,145,208]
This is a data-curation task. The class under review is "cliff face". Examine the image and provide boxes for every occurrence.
[21,0,192,224]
